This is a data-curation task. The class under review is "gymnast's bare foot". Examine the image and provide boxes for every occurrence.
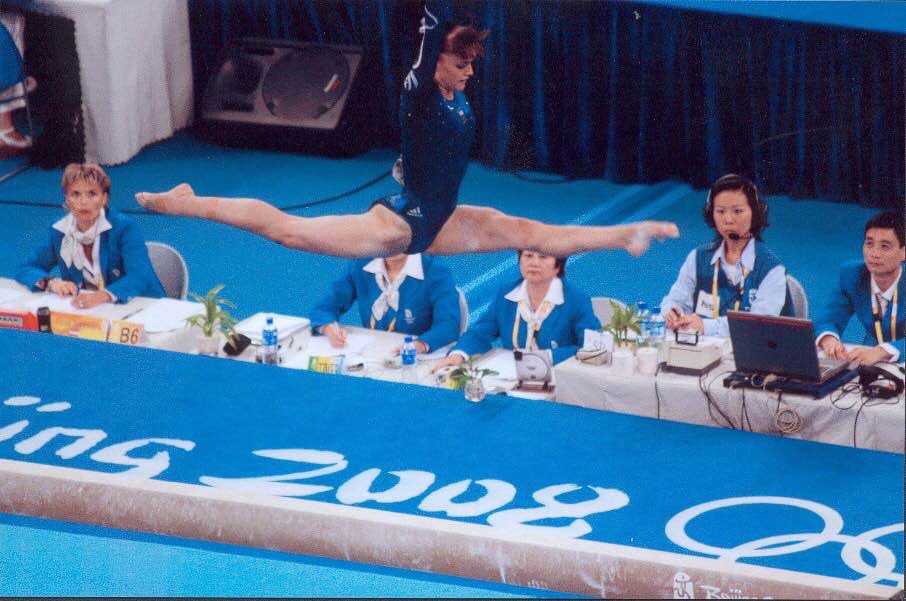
[135,183,199,217]
[624,221,680,256]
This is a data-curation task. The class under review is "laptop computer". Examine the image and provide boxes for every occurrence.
[726,311,848,383]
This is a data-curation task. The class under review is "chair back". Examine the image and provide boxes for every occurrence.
[786,274,809,319]
[0,22,25,91]
[456,287,469,335]
[591,296,627,328]
[146,242,189,300]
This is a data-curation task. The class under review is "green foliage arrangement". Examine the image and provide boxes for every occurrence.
[448,355,499,389]
[185,284,238,345]
[603,300,642,347]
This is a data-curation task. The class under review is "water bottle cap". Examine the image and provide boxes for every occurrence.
[266,316,274,325]
[404,336,414,343]
[637,301,648,310]
[651,307,661,314]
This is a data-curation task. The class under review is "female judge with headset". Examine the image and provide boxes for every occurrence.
[660,174,793,337]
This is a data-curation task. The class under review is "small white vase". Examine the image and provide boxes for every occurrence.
[636,346,659,375]
[197,333,221,356]
[611,348,636,376]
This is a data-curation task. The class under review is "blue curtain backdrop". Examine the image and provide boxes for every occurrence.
[187,0,904,208]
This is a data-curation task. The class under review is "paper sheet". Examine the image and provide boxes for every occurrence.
[128,298,205,333]
[236,312,311,343]
[477,351,518,381]
[17,292,111,316]
[0,288,27,306]
[305,332,373,357]
[418,344,454,362]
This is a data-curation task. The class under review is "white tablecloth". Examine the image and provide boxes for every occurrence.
[33,0,193,164]
[555,355,905,454]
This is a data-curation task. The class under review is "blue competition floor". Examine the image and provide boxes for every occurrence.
[0,131,880,344]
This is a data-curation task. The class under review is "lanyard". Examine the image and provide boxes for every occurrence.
[712,260,748,319]
[871,286,898,345]
[369,313,396,333]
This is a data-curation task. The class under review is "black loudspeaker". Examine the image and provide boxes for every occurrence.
[199,38,372,156]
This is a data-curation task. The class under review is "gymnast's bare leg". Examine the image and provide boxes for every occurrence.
[136,184,411,259]
[135,184,678,258]
[426,205,678,257]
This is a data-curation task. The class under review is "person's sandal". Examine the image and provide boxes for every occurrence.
[0,127,32,150]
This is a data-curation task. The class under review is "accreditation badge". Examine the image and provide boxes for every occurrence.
[695,292,717,318]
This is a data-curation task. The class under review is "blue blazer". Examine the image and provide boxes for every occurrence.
[15,212,165,302]
[453,278,601,365]
[308,255,460,352]
[814,260,905,357]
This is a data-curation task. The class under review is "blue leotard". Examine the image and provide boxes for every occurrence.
[373,0,476,253]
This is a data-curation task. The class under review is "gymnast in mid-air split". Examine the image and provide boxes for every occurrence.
[136,1,679,259]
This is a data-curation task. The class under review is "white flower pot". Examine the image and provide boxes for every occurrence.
[611,348,636,376]
[197,333,222,356]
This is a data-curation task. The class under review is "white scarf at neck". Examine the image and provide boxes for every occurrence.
[53,209,111,283]
[371,270,404,322]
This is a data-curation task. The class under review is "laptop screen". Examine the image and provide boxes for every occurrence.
[727,311,822,381]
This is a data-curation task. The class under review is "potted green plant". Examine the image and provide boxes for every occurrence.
[603,300,642,350]
[185,284,238,356]
[448,355,499,402]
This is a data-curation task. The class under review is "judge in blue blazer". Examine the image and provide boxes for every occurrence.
[815,211,905,366]
[309,253,460,354]
[661,174,793,337]
[433,250,600,369]
[16,163,164,309]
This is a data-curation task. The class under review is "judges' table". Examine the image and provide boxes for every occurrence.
[30,0,193,164]
[555,353,905,454]
[0,278,898,452]
[0,328,901,599]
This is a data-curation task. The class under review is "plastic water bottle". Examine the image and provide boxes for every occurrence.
[649,306,666,344]
[261,315,279,364]
[636,301,651,345]
[401,336,417,384]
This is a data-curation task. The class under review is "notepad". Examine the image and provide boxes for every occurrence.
[128,298,205,333]
[18,292,110,316]
[235,312,311,343]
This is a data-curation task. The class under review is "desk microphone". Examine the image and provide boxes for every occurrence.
[727,232,753,241]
